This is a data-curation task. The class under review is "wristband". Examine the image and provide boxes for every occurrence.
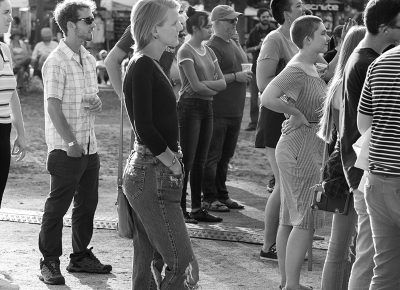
[68,140,77,147]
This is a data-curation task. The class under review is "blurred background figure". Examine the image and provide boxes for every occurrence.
[31,27,58,80]
[96,49,109,85]
[9,28,30,90]
[324,24,344,63]
[244,8,275,131]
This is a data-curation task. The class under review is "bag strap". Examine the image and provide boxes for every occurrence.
[117,92,124,190]
[319,107,331,182]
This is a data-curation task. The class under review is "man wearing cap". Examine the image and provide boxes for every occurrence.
[31,27,58,79]
[201,5,252,214]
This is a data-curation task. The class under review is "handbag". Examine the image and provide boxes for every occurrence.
[311,109,353,215]
[116,89,135,239]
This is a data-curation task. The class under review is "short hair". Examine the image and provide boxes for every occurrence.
[364,0,400,35]
[130,0,180,52]
[270,0,292,25]
[54,0,96,36]
[291,15,322,49]
[257,8,270,19]
[186,6,209,35]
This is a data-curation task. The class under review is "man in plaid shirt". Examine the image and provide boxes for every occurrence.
[38,0,111,285]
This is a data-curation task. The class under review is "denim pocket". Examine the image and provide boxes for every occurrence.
[123,163,146,201]
[156,165,182,203]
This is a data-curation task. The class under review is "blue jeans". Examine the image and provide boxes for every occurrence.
[39,150,100,260]
[178,99,213,211]
[249,77,259,127]
[122,146,198,290]
[364,172,400,290]
[321,200,357,290]
[202,116,242,202]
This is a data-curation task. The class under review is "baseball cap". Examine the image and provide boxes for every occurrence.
[210,5,242,22]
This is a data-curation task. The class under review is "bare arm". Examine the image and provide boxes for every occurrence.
[104,46,127,98]
[47,98,84,157]
[357,112,372,135]
[9,90,26,160]
[256,58,278,92]
[201,61,226,91]
[180,60,217,95]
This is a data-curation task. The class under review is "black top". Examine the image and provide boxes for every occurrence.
[323,48,337,63]
[116,25,175,77]
[123,54,179,155]
[245,23,274,73]
[340,47,379,190]
[207,35,248,118]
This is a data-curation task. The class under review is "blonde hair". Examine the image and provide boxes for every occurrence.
[130,0,179,52]
[318,26,366,142]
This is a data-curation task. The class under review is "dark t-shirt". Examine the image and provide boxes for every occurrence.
[340,47,380,191]
[207,35,247,118]
[245,23,274,73]
[323,48,337,63]
[123,55,179,155]
[116,25,174,76]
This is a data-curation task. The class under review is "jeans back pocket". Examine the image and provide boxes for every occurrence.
[123,163,146,201]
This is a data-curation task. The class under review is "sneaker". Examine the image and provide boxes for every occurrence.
[218,198,244,209]
[244,124,256,131]
[66,247,112,274]
[203,200,230,212]
[260,243,277,261]
[183,211,198,224]
[266,176,275,193]
[39,258,65,285]
[191,209,223,223]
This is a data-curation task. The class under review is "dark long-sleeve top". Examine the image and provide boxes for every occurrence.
[123,54,179,155]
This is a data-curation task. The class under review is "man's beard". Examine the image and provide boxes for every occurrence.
[260,20,269,26]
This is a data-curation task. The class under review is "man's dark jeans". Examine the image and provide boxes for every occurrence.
[39,150,100,260]
[178,99,213,211]
[203,116,242,202]
[249,77,259,127]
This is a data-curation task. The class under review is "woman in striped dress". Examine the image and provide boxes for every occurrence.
[0,0,26,207]
[261,15,329,290]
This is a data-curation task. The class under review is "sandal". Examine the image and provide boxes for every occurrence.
[203,200,230,212]
[219,198,244,209]
[281,285,313,290]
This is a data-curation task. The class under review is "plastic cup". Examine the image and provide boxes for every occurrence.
[241,63,252,72]
[83,93,96,109]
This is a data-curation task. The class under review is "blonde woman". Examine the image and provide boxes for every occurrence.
[318,26,367,290]
[122,0,199,289]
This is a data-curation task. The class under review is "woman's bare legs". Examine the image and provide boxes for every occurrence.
[285,228,313,289]
[277,224,292,287]
[262,147,280,252]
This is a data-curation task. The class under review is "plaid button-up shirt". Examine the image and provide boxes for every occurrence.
[43,39,98,154]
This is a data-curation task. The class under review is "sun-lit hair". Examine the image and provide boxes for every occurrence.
[290,15,322,49]
[130,0,180,52]
[318,26,366,142]
[54,0,96,36]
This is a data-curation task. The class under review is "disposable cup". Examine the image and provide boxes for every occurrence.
[241,63,252,72]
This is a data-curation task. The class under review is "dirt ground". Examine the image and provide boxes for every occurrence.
[0,89,329,289]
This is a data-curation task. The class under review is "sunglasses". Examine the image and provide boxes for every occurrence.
[77,17,95,25]
[219,18,238,24]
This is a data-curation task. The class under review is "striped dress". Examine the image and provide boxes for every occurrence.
[272,66,326,230]
[0,43,17,124]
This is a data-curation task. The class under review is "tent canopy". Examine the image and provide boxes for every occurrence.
[100,0,137,11]
[12,0,29,8]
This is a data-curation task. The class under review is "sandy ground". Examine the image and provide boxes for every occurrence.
[0,89,329,289]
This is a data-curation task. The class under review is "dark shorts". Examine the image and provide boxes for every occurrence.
[255,106,286,149]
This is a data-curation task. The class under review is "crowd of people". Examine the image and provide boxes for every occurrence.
[2,0,400,289]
